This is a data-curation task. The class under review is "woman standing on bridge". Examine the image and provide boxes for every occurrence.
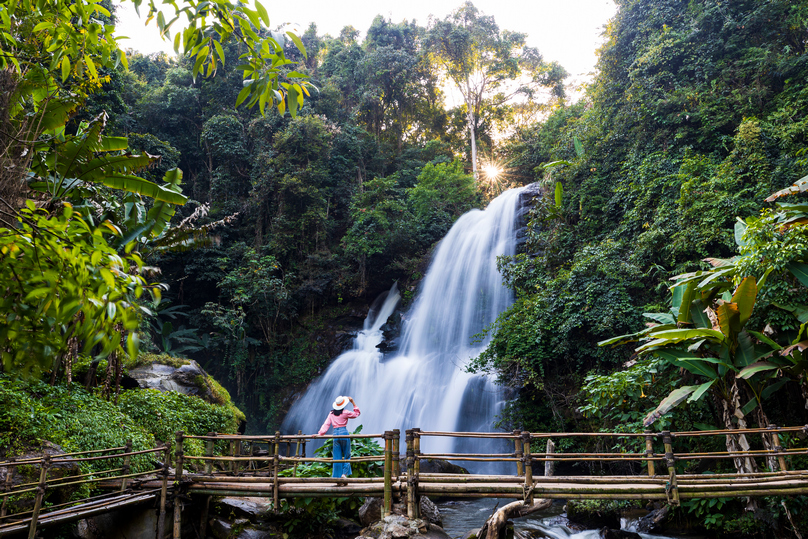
[317,396,360,478]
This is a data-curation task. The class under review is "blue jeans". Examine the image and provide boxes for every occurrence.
[332,427,352,477]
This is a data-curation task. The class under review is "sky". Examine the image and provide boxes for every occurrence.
[114,0,617,79]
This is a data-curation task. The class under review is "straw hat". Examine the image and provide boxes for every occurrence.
[332,396,349,410]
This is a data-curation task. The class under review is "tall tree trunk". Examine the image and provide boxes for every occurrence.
[468,111,478,180]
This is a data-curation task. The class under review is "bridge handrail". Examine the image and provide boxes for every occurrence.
[182,433,385,441]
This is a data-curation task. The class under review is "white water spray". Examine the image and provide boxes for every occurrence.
[281,187,526,467]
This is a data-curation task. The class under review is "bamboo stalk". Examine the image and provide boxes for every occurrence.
[522,432,533,505]
[413,428,421,519]
[514,431,523,477]
[120,440,132,492]
[545,439,555,478]
[645,430,655,477]
[663,431,679,506]
[392,429,401,479]
[406,430,415,519]
[158,445,169,539]
[27,454,49,539]
[205,432,215,475]
[273,432,280,511]
[383,432,392,517]
[773,425,788,472]
[173,431,184,539]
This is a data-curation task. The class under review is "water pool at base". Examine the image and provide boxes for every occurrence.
[437,497,696,539]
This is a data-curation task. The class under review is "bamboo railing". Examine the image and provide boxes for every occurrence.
[3,424,807,538]
[0,443,167,538]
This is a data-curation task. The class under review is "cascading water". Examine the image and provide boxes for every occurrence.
[281,186,526,469]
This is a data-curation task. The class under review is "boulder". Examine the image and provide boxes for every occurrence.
[128,360,214,401]
[419,497,442,527]
[359,498,384,526]
[565,500,621,529]
[209,518,234,539]
[1,442,81,512]
[360,515,451,539]
[359,496,441,528]
[333,517,363,539]
[414,459,469,475]
[216,497,273,520]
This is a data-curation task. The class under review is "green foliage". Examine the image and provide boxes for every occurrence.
[0,203,150,378]
[408,160,479,245]
[0,376,154,472]
[117,388,240,446]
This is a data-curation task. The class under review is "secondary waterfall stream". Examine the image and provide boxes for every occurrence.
[281,186,526,468]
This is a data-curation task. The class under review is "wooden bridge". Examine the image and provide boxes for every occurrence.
[2,426,808,537]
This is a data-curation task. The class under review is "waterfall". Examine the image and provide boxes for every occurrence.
[281,186,526,468]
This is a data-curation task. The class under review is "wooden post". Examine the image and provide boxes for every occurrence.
[229,440,237,475]
[249,440,255,472]
[158,445,170,539]
[120,439,133,492]
[771,425,788,472]
[392,429,401,478]
[205,432,215,475]
[173,431,184,539]
[522,433,533,505]
[513,430,523,477]
[27,454,49,539]
[544,439,556,478]
[662,431,679,506]
[644,429,655,477]
[412,428,421,518]
[1,457,15,519]
[273,432,280,511]
[383,432,393,517]
[236,437,243,475]
[199,495,211,539]
[294,430,302,478]
[405,429,416,519]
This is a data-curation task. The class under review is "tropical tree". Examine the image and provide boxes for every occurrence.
[599,175,808,473]
[0,0,309,385]
[425,1,566,178]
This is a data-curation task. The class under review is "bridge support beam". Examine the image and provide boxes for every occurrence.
[157,444,170,539]
[173,431,184,539]
[662,431,679,506]
[644,430,655,477]
[513,431,523,477]
[273,432,281,511]
[522,433,533,505]
[383,431,393,517]
[27,454,49,539]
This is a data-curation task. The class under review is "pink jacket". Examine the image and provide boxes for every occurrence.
[317,407,361,435]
